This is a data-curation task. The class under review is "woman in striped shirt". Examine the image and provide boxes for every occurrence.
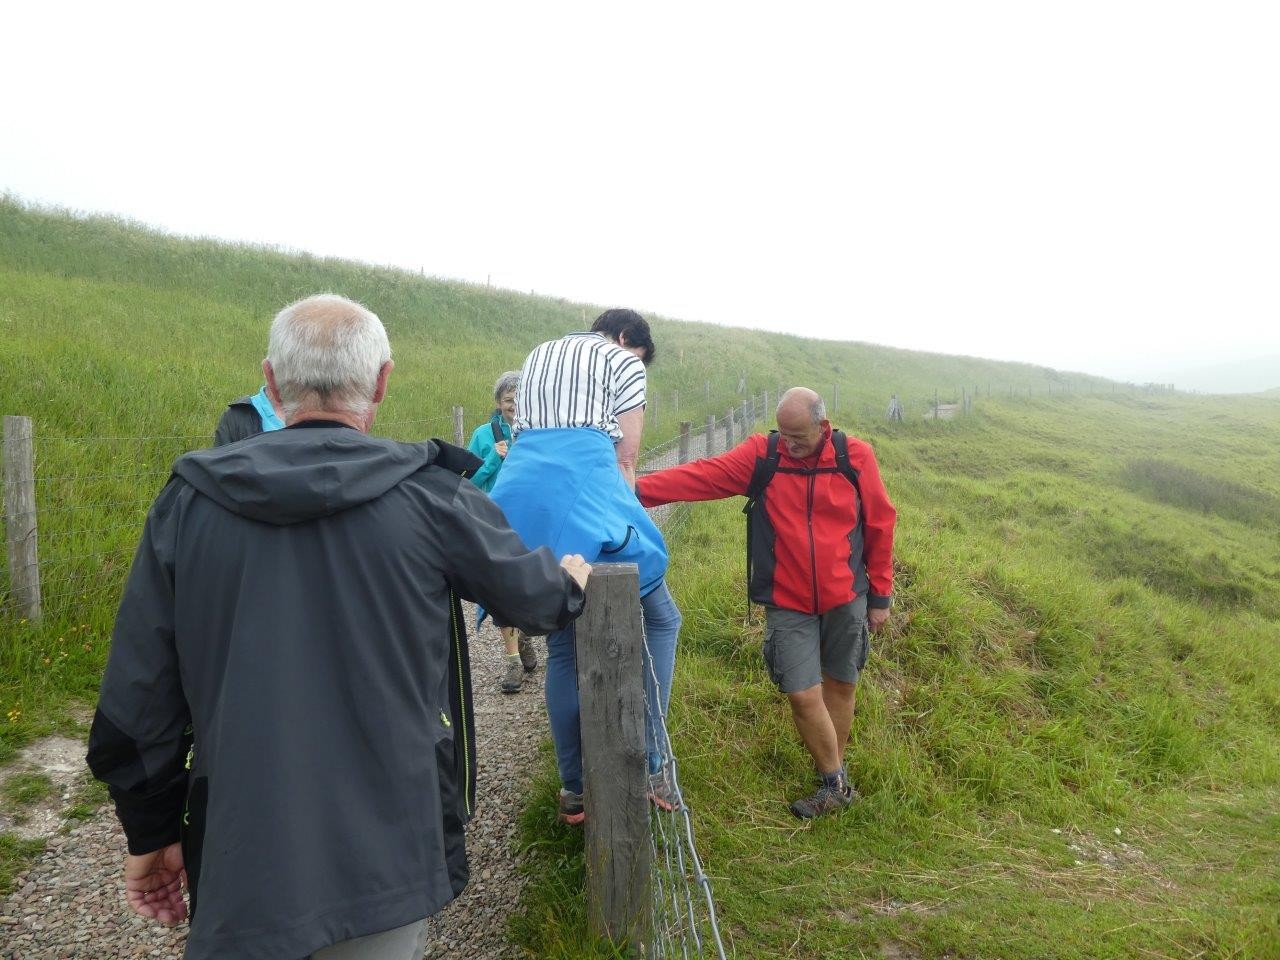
[490,309,682,821]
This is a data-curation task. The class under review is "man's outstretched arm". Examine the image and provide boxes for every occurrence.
[439,480,588,634]
[636,434,762,507]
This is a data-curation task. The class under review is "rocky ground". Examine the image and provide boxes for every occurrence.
[0,610,551,959]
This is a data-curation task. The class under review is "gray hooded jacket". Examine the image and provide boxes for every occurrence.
[87,423,585,960]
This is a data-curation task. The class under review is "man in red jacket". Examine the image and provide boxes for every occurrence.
[637,387,896,818]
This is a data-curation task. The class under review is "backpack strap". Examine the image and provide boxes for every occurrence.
[742,432,781,614]
[742,431,781,515]
[830,429,864,524]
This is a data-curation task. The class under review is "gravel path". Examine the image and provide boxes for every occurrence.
[0,610,551,959]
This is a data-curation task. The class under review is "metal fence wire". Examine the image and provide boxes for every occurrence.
[631,404,772,959]
[641,619,729,960]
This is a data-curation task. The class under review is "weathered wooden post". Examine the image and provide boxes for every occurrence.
[678,421,691,464]
[673,390,680,414]
[577,563,651,949]
[452,406,465,446]
[704,380,710,405]
[832,382,839,412]
[724,408,734,451]
[705,414,716,457]
[740,400,751,438]
[3,416,41,621]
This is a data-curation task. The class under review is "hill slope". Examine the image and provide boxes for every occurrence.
[1,201,1278,957]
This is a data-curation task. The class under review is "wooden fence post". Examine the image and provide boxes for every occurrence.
[577,563,651,948]
[452,406,465,446]
[678,421,691,464]
[705,414,716,457]
[724,408,734,451]
[3,416,41,621]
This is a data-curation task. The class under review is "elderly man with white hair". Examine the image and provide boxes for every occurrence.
[87,294,591,960]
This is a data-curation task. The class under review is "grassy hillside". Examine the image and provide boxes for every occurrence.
[517,393,1280,959]
[1,201,1278,957]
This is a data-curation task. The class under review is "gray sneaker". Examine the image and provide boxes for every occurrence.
[648,767,681,812]
[789,780,857,819]
[517,633,538,673]
[501,657,524,694]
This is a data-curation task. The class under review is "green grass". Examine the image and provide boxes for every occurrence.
[514,395,1280,958]
[0,833,45,895]
[1,200,1278,956]
[1,772,55,808]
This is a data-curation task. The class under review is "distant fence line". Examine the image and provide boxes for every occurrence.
[3,379,1179,623]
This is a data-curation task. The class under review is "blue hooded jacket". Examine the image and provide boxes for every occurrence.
[466,411,513,493]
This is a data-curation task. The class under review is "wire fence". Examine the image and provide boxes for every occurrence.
[625,400,773,959]
[642,626,728,960]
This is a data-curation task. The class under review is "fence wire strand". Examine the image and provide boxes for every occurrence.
[629,400,768,959]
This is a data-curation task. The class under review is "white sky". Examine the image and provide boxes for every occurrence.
[3,2,1278,387]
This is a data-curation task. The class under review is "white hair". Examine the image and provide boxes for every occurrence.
[776,388,827,424]
[267,294,391,419]
[494,370,522,402]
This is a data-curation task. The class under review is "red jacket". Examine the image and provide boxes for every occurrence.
[637,426,895,615]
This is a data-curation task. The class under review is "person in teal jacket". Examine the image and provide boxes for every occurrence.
[466,371,519,493]
[467,370,537,691]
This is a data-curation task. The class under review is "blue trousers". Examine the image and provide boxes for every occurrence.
[545,580,682,795]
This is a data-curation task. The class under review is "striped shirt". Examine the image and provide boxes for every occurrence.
[514,332,647,442]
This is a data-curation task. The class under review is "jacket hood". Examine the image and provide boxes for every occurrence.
[174,425,438,525]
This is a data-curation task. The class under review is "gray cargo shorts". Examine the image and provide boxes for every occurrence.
[763,595,869,694]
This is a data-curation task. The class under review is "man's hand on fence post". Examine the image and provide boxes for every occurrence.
[560,554,592,590]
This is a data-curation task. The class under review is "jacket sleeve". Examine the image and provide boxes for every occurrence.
[438,478,586,634]
[86,484,191,854]
[636,435,762,507]
[466,425,503,490]
[850,439,896,607]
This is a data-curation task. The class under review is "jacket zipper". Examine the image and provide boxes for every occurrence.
[450,592,473,818]
[807,473,819,614]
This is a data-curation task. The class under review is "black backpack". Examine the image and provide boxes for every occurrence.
[741,430,864,607]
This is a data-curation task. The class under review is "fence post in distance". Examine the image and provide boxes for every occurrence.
[452,406,465,447]
[678,421,691,464]
[705,415,716,457]
[725,408,734,451]
[3,416,41,622]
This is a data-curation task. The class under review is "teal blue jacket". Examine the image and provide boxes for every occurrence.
[466,411,514,492]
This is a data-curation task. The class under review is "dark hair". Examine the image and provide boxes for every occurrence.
[591,308,656,365]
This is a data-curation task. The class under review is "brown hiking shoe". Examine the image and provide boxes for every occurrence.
[501,657,524,694]
[517,633,538,673]
[789,780,857,819]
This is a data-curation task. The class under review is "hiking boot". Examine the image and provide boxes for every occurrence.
[517,633,538,673]
[789,780,857,820]
[557,788,585,825]
[648,767,681,812]
[501,657,524,694]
